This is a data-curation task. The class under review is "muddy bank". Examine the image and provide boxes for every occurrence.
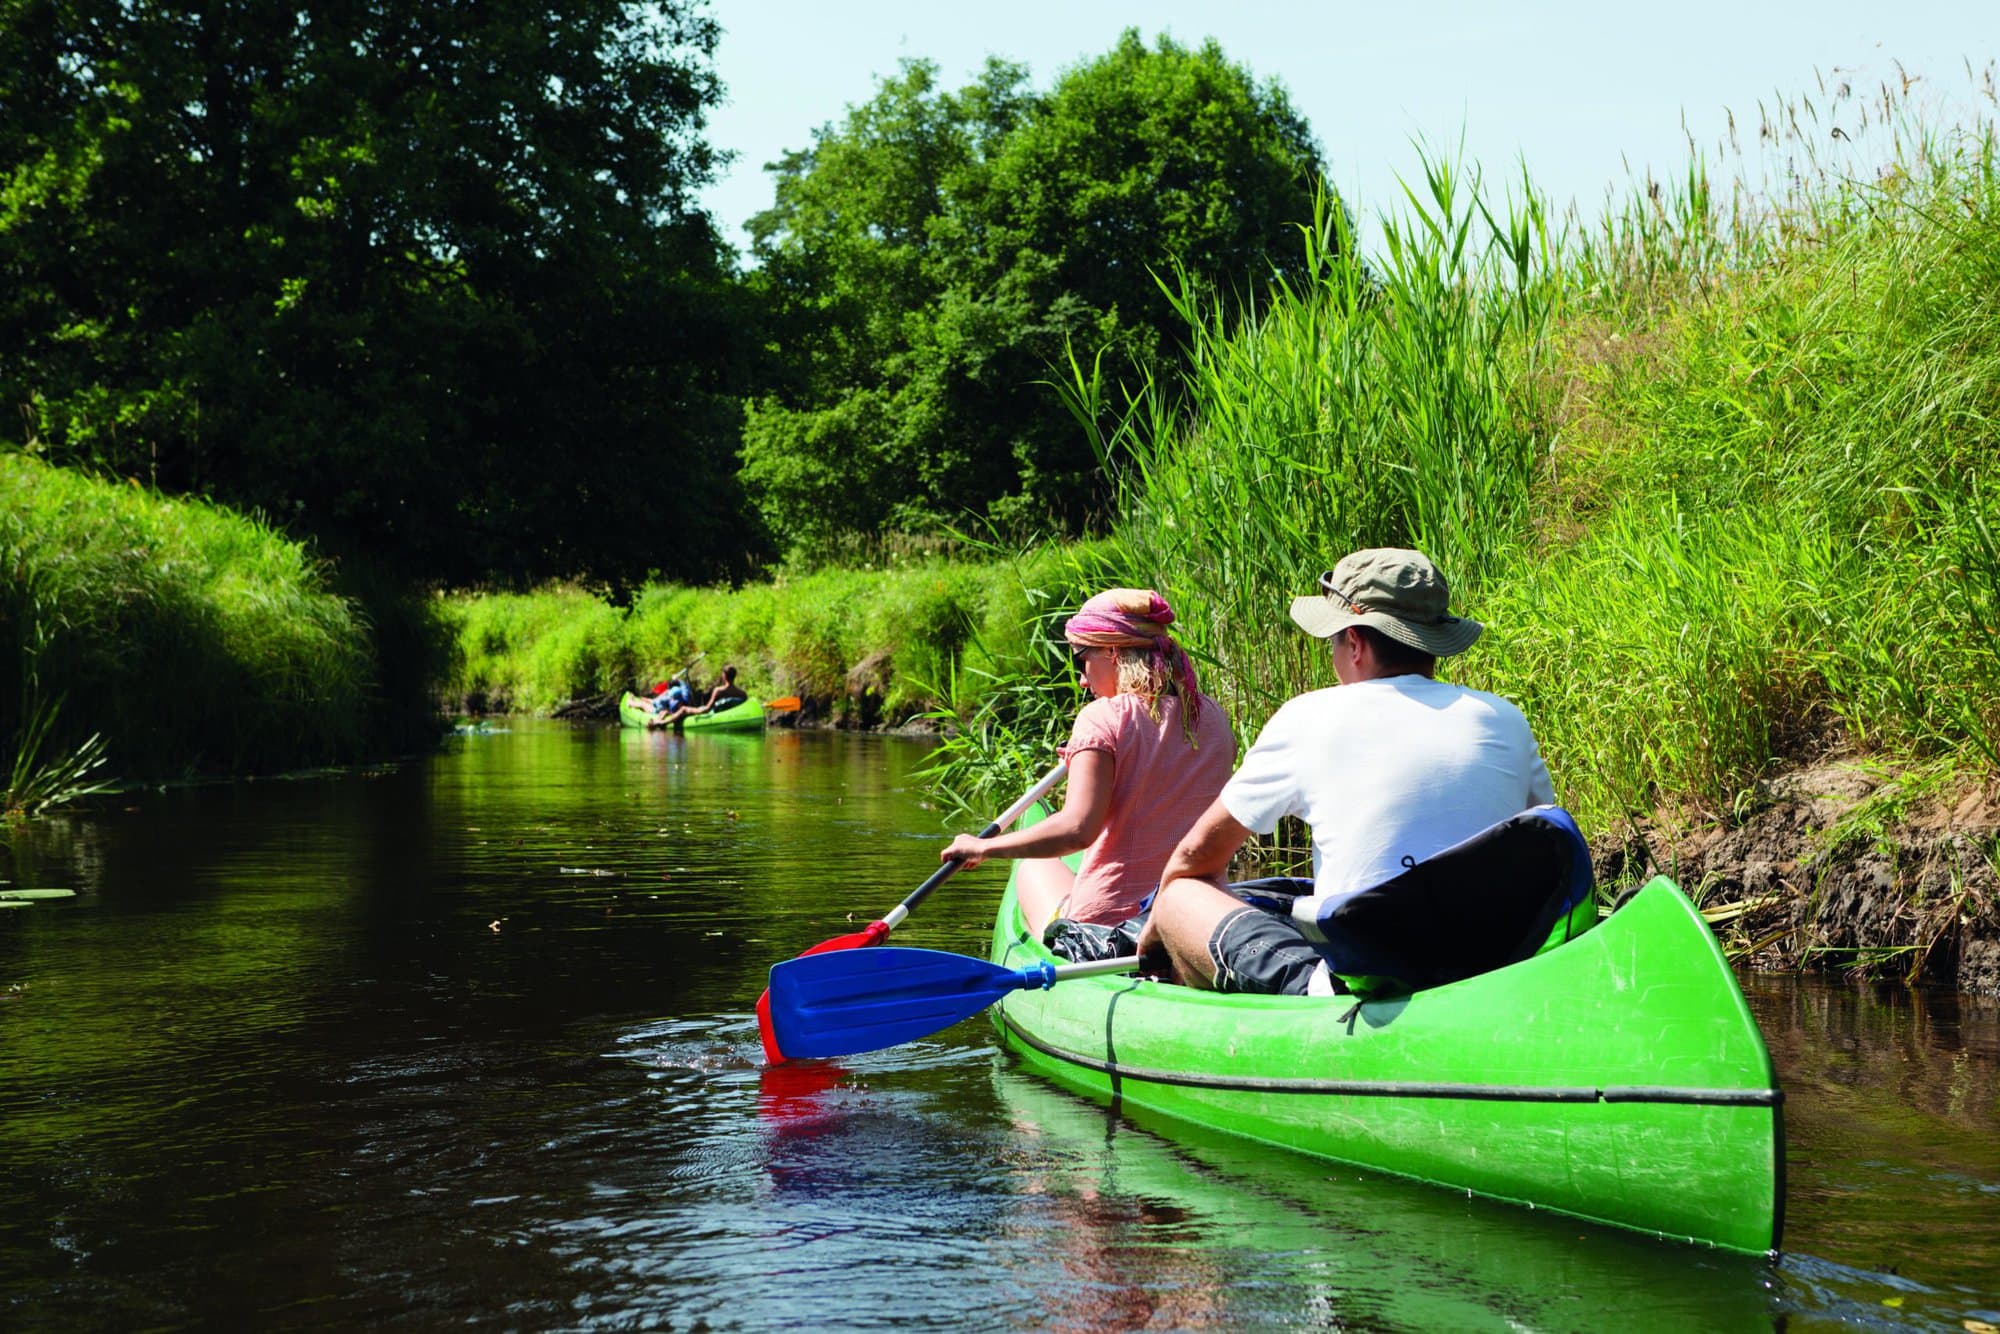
[1602,762,2000,996]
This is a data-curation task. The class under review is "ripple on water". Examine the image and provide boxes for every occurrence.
[7,725,1998,1331]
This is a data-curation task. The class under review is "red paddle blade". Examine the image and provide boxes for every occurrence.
[800,919,891,956]
[757,919,893,1063]
[756,987,785,1064]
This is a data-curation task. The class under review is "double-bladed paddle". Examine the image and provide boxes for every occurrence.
[649,651,706,697]
[765,946,1142,1060]
[755,761,1068,1062]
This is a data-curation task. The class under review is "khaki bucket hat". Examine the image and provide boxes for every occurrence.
[1288,548,1484,657]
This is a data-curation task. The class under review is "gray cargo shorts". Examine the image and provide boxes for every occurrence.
[1207,905,1325,995]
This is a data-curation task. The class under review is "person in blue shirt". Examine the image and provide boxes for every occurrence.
[648,675,692,718]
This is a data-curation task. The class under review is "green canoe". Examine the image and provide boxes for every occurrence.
[618,691,766,732]
[985,871,1784,1253]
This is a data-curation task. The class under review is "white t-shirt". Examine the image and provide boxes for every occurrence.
[1221,675,1555,902]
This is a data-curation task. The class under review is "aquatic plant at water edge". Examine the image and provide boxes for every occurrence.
[2,580,113,817]
[4,698,110,819]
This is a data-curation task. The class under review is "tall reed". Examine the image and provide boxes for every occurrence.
[1062,157,1562,731]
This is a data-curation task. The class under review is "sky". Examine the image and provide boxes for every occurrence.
[694,0,1996,256]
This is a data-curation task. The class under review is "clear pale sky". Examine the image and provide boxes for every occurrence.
[696,1,1995,256]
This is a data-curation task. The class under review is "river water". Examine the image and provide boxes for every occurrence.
[1,720,1995,1331]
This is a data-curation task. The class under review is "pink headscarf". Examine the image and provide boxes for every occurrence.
[1062,588,1202,726]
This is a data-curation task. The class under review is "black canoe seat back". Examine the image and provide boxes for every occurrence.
[1279,805,1595,999]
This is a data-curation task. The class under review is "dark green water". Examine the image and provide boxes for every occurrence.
[1,720,1995,1331]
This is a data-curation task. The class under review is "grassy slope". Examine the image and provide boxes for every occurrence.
[1058,92,2000,847]
[1477,167,2000,833]
[0,454,440,789]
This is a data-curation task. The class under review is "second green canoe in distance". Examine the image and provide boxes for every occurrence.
[618,691,767,732]
[985,873,1784,1253]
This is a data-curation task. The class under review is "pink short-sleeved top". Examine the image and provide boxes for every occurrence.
[1057,690,1236,924]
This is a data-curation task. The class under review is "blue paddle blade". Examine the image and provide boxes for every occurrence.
[766,946,1055,1061]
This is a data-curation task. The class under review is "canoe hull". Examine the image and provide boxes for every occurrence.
[986,875,1783,1253]
[618,692,766,732]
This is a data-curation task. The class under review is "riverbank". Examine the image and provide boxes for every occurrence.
[0,454,446,804]
[1612,760,2000,995]
[441,547,1092,729]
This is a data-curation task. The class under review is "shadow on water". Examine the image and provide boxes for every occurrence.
[1,719,1996,1330]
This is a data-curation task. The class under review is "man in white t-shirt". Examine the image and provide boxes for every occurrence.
[1138,548,1554,995]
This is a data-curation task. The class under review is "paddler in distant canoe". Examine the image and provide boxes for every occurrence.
[643,674,693,722]
[657,664,749,726]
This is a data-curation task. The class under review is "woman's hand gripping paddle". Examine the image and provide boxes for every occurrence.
[766,947,1142,1060]
[755,762,1068,1063]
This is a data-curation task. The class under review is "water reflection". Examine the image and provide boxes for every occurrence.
[1747,977,2000,1317]
[1,721,1996,1330]
[979,1068,1783,1332]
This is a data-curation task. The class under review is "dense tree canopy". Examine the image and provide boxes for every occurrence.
[0,0,761,586]
[742,30,1325,557]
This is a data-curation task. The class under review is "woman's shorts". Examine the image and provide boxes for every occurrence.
[1043,915,1142,963]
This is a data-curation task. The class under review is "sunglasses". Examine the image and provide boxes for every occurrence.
[1317,570,1361,612]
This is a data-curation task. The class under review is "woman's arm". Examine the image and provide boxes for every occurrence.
[940,748,1113,868]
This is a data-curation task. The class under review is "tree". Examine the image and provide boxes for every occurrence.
[0,0,763,586]
[741,30,1325,557]
[739,58,1022,553]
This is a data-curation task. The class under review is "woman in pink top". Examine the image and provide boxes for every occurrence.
[940,588,1235,931]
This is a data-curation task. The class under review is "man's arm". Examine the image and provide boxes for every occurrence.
[1159,796,1254,887]
[1137,796,1257,984]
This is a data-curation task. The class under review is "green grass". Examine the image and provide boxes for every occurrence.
[443,548,1091,727]
[0,453,445,792]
